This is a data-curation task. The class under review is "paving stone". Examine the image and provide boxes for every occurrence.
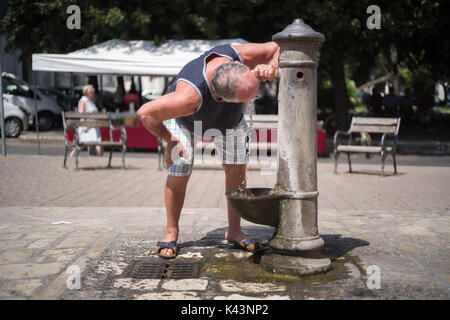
[56,237,93,248]
[0,233,23,241]
[0,263,64,280]
[113,278,160,291]
[35,248,84,264]
[219,280,286,293]
[133,291,200,300]
[0,250,34,264]
[177,251,204,259]
[161,279,209,291]
[23,231,67,241]
[0,279,44,297]
[27,238,58,249]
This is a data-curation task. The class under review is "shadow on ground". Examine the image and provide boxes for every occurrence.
[321,234,370,261]
[180,227,370,263]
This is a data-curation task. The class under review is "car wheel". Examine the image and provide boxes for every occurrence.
[37,112,54,131]
[5,117,22,138]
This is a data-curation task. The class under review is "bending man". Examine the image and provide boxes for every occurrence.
[137,41,279,258]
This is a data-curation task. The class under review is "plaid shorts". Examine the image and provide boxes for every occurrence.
[163,117,249,176]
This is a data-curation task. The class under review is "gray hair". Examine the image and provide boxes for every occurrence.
[212,62,249,100]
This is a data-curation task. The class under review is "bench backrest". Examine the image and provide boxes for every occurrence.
[63,112,112,130]
[244,114,278,129]
[349,117,401,135]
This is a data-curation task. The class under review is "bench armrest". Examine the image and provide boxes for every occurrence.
[110,125,127,145]
[333,130,351,149]
[381,133,397,149]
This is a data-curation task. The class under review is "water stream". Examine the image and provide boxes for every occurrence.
[239,98,256,192]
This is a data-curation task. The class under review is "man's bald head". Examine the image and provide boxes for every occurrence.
[212,62,259,102]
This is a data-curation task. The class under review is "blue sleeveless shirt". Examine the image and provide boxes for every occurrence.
[167,44,244,135]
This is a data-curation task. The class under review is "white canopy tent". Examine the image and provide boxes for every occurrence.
[32,38,248,76]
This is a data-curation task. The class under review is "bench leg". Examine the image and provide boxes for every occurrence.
[381,151,386,176]
[393,152,397,174]
[75,146,79,171]
[63,146,69,168]
[122,146,126,169]
[108,149,113,168]
[346,152,352,173]
[334,151,339,174]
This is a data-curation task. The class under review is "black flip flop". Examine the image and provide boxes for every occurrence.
[228,239,268,253]
[156,241,178,259]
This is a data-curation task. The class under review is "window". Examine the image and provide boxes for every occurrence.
[2,76,35,98]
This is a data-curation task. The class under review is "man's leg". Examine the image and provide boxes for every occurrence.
[158,118,195,256]
[222,164,248,244]
[159,174,191,256]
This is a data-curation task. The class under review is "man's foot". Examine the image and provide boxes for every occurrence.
[156,240,178,259]
[225,230,267,253]
[157,231,178,258]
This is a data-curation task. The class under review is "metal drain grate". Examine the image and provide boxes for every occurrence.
[124,260,200,279]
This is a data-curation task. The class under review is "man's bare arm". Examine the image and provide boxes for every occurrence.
[136,81,200,143]
[233,42,280,69]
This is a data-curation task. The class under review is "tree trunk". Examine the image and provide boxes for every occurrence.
[330,53,350,130]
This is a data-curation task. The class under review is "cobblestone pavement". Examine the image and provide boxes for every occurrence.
[0,150,449,300]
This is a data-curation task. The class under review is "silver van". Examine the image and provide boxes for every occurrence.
[2,72,63,131]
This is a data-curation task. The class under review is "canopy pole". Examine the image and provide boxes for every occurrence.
[138,76,143,109]
[0,54,6,156]
[33,71,41,155]
[70,73,74,111]
[99,74,103,111]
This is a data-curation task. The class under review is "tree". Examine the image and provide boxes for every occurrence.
[2,0,448,127]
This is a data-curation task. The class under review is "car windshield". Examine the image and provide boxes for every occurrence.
[2,76,35,98]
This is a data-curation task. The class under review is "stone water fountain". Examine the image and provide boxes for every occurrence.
[227,19,332,276]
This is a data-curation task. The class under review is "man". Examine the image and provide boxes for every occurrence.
[399,88,414,125]
[382,86,400,117]
[368,87,383,117]
[137,41,279,259]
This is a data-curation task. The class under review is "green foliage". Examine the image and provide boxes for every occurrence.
[398,51,435,97]
[346,78,361,106]
[1,0,448,121]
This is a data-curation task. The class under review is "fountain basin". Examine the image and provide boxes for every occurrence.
[226,188,280,227]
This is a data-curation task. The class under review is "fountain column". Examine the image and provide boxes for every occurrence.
[260,19,332,276]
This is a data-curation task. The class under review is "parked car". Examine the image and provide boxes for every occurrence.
[2,72,64,131]
[0,99,29,138]
[38,87,73,111]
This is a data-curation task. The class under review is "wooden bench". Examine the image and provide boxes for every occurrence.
[62,111,127,170]
[333,117,401,176]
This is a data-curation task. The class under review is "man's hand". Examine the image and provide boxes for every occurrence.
[251,64,277,82]
[165,140,190,169]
